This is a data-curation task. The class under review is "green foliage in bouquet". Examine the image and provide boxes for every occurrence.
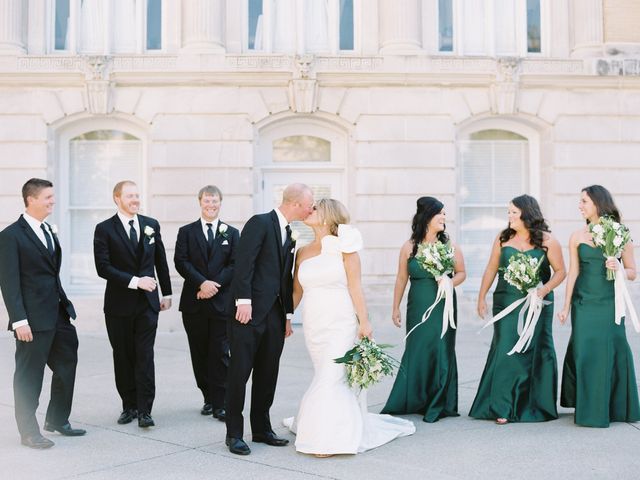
[334,337,400,390]
[415,241,456,279]
[589,216,632,281]
[500,252,543,293]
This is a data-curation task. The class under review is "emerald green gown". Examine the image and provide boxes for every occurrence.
[469,247,558,422]
[560,243,640,427]
[381,256,459,422]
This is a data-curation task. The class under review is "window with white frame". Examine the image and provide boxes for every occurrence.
[458,130,529,284]
[246,0,355,53]
[50,0,162,53]
[436,0,542,55]
[67,130,142,287]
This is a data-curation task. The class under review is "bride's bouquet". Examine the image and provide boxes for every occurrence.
[334,337,399,390]
[589,216,632,281]
[481,252,550,355]
[589,216,639,331]
[405,241,456,341]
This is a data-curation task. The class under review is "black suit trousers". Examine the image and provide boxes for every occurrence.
[13,304,79,437]
[182,311,229,408]
[225,301,285,438]
[105,292,158,414]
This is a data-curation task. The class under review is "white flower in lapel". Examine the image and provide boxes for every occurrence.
[144,226,155,237]
[218,223,229,238]
[50,224,59,235]
[291,229,300,242]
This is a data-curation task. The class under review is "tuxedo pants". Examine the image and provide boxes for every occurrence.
[105,295,158,415]
[225,302,285,438]
[14,305,79,438]
[182,312,229,408]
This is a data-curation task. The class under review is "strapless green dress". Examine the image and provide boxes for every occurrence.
[381,256,459,422]
[469,246,558,422]
[560,243,640,427]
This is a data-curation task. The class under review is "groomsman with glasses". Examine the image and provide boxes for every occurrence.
[174,185,239,421]
[93,180,172,428]
[0,178,85,449]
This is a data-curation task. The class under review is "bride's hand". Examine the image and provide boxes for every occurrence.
[358,321,373,339]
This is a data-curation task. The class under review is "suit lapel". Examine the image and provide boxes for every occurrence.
[270,211,284,270]
[18,216,56,269]
[112,215,137,259]
[192,220,208,262]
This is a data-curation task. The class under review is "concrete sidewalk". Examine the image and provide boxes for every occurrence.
[1,303,640,480]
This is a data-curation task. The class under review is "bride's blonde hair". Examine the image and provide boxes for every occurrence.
[316,198,350,236]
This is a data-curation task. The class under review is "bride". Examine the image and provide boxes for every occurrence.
[283,199,415,456]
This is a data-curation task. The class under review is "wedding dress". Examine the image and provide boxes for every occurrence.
[283,226,415,454]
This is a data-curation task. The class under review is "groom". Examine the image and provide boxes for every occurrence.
[225,183,314,455]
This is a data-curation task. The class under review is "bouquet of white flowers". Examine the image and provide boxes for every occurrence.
[589,216,632,281]
[334,337,399,390]
[501,252,544,292]
[415,241,456,279]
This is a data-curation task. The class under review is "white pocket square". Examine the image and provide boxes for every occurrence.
[149,238,155,245]
[222,240,229,245]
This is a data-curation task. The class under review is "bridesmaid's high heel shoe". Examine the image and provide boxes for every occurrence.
[314,453,334,458]
[496,418,508,425]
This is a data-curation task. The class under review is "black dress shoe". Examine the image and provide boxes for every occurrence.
[212,408,226,422]
[200,403,213,416]
[226,436,251,455]
[44,422,86,436]
[252,431,289,446]
[21,434,54,449]
[117,409,138,425]
[138,413,155,428]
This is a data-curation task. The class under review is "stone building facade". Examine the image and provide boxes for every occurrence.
[0,0,639,327]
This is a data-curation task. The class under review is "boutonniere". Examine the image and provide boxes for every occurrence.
[49,224,59,236]
[290,229,300,242]
[218,223,229,238]
[144,226,156,244]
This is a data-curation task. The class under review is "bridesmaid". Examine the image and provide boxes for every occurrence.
[381,197,466,422]
[558,185,640,427]
[470,195,566,424]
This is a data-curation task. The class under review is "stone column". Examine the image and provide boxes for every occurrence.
[571,0,603,57]
[182,0,225,52]
[378,0,421,53]
[0,0,27,54]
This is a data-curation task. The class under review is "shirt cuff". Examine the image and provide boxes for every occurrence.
[286,314,293,320]
[12,320,29,330]
[236,299,251,306]
[162,295,172,300]
[128,276,139,290]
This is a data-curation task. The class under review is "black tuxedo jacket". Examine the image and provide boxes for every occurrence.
[0,215,76,332]
[174,219,239,316]
[93,214,172,316]
[231,210,295,325]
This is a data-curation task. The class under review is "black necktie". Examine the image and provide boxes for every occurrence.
[40,224,54,257]
[284,224,292,247]
[128,219,138,249]
[206,223,214,254]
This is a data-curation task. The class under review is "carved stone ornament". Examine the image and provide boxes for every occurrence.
[490,57,521,115]
[83,56,112,115]
[289,54,317,113]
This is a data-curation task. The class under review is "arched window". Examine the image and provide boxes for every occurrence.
[50,0,163,53]
[62,129,143,288]
[434,0,543,55]
[458,129,530,284]
[246,0,356,53]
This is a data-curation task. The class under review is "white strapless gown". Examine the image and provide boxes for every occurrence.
[283,227,415,454]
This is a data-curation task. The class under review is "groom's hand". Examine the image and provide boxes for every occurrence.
[285,319,293,338]
[235,304,252,324]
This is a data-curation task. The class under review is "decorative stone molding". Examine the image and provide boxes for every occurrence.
[181,0,225,52]
[378,0,421,53]
[83,56,112,114]
[593,57,640,76]
[571,0,604,58]
[289,54,317,113]
[490,57,521,115]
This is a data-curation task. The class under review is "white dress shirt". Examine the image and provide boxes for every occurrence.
[12,213,56,330]
[200,217,219,241]
[237,208,292,320]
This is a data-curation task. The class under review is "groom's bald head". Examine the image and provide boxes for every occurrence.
[282,183,312,205]
[279,183,314,222]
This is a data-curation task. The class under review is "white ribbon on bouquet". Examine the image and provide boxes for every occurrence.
[480,285,551,356]
[403,275,455,342]
[611,258,640,332]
